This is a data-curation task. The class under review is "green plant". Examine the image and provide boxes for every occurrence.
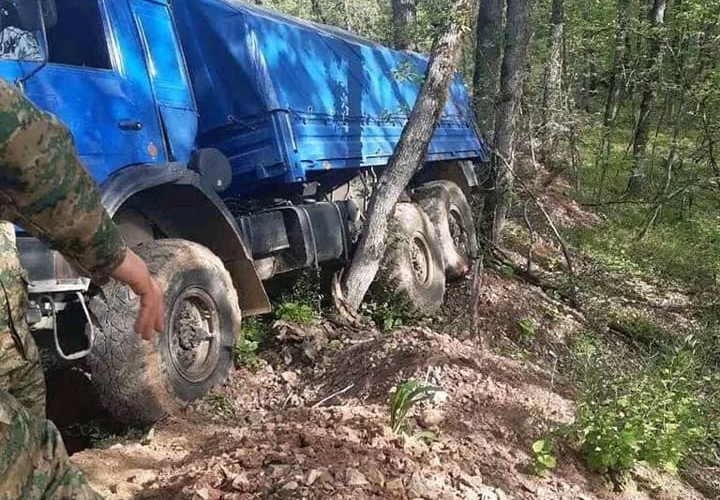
[275,301,316,324]
[389,380,442,434]
[66,421,146,449]
[497,264,516,279]
[572,347,709,473]
[234,318,271,370]
[610,309,668,348]
[364,298,421,331]
[531,438,557,475]
[275,269,323,313]
[327,339,343,350]
[206,392,235,418]
[517,318,537,343]
[234,336,262,370]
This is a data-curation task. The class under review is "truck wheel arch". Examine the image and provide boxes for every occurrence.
[100,163,271,316]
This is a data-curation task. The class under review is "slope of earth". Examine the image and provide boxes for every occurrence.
[71,322,705,500]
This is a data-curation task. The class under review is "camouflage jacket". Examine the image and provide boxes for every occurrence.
[0,77,127,283]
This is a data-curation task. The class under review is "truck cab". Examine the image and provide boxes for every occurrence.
[0,0,196,176]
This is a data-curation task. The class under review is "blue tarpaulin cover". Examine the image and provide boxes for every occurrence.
[171,0,489,192]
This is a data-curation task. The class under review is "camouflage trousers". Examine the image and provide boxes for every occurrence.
[0,222,104,500]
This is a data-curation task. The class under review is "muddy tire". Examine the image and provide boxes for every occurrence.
[414,180,477,280]
[373,203,445,314]
[86,239,241,425]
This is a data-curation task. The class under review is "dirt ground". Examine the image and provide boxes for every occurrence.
[69,292,707,500]
[66,172,712,500]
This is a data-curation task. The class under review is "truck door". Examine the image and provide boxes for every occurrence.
[20,0,164,182]
[129,0,197,163]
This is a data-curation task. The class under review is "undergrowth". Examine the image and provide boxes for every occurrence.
[568,335,716,474]
[531,127,720,480]
[234,270,322,369]
[66,421,147,450]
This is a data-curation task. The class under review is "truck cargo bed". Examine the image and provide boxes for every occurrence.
[172,0,489,195]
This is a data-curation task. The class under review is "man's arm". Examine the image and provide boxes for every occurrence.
[0,78,126,281]
[0,79,163,338]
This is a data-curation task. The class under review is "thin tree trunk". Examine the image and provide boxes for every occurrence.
[338,0,477,313]
[343,0,352,31]
[310,0,327,23]
[391,0,417,50]
[628,0,667,195]
[604,0,632,126]
[593,0,633,200]
[473,0,505,136]
[484,0,533,243]
[541,0,564,165]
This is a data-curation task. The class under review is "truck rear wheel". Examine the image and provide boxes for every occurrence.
[414,180,477,280]
[86,239,241,425]
[373,203,445,314]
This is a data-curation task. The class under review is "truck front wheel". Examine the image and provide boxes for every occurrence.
[86,239,241,425]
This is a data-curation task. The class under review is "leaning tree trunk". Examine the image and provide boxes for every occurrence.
[336,0,477,313]
[391,0,417,50]
[473,0,506,135]
[483,0,533,243]
[628,0,667,195]
[540,0,565,166]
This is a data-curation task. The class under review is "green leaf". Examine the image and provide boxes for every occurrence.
[532,439,547,454]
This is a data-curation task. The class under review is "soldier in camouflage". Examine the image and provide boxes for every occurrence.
[0,75,165,499]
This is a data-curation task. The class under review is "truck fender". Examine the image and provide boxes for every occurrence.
[101,163,271,316]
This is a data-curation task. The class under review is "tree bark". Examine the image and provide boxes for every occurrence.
[540,0,564,163]
[628,0,667,195]
[483,0,533,243]
[604,0,632,126]
[310,0,327,23]
[337,0,477,313]
[472,0,505,136]
[593,0,632,199]
[391,0,417,50]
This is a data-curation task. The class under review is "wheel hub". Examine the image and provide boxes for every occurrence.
[410,234,432,287]
[448,206,469,256]
[168,287,220,383]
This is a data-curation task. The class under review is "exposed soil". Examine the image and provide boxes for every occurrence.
[68,306,706,500]
[59,171,712,500]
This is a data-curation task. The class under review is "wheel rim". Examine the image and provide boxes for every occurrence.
[167,287,220,384]
[410,233,433,288]
[448,205,469,257]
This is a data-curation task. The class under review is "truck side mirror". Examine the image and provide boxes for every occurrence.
[15,0,56,31]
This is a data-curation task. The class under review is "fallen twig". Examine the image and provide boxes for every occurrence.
[312,384,355,408]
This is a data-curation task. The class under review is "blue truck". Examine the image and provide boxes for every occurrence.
[1,0,489,424]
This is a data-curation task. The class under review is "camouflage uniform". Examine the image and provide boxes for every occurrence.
[0,74,127,499]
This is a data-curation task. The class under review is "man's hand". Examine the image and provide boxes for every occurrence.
[110,249,165,340]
